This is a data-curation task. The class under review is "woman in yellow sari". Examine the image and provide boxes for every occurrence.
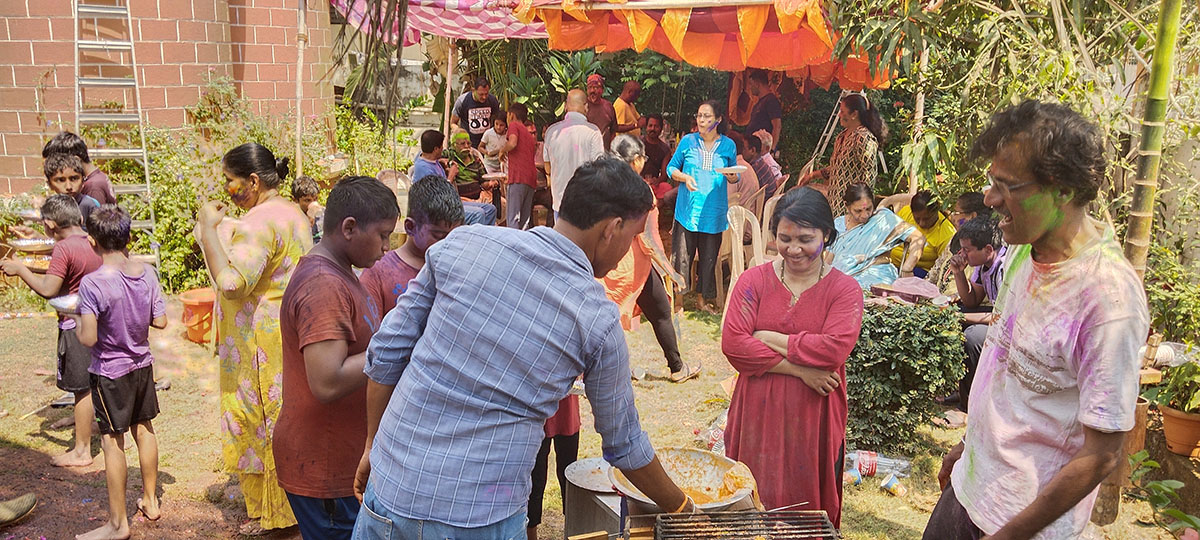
[198,143,313,535]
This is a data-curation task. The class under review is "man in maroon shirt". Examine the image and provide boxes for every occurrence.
[275,176,399,540]
[585,73,618,150]
[360,176,464,315]
[42,131,117,205]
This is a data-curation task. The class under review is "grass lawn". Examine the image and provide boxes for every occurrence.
[0,296,1174,539]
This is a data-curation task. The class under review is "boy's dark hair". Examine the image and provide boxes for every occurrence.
[748,69,769,85]
[473,76,490,89]
[408,175,465,226]
[970,100,1106,204]
[911,189,940,213]
[42,131,90,163]
[44,153,85,180]
[223,142,288,189]
[420,130,444,154]
[291,175,319,200]
[957,215,1002,251]
[957,191,991,217]
[491,109,508,123]
[87,204,132,252]
[41,194,83,229]
[509,103,529,123]
[322,176,401,236]
[744,132,763,154]
[770,186,837,246]
[559,157,653,229]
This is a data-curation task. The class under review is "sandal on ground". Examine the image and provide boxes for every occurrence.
[137,496,161,521]
[239,520,268,537]
[0,493,36,526]
[669,363,702,383]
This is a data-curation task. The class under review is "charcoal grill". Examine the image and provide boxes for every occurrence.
[654,510,838,540]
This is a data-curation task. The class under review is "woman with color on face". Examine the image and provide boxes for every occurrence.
[197,142,312,536]
[720,187,864,526]
[667,100,742,314]
[800,94,887,215]
[831,183,926,289]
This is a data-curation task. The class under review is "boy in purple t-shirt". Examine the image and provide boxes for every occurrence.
[72,205,167,540]
[0,195,102,468]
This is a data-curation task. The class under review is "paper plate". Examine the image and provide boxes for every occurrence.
[715,165,748,174]
[482,172,507,181]
[565,457,614,493]
[49,294,80,314]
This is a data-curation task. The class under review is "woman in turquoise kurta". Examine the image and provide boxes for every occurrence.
[831,183,925,289]
[668,100,741,313]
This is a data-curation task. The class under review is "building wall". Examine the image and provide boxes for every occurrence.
[0,0,333,193]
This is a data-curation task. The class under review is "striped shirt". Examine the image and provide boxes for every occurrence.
[364,225,655,527]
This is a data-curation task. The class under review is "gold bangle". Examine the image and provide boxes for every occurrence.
[673,495,693,513]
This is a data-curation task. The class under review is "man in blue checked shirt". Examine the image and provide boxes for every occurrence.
[352,157,695,539]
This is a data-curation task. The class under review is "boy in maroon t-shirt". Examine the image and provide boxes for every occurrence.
[360,175,464,316]
[275,176,399,540]
[1,195,102,467]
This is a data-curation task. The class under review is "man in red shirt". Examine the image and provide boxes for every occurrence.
[360,176,464,316]
[275,176,399,539]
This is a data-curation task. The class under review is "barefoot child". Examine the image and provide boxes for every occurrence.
[0,195,102,467]
[274,177,399,539]
[359,175,464,315]
[73,205,167,540]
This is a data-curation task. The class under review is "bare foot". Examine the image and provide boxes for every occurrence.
[136,496,161,521]
[75,521,130,540]
[50,415,76,430]
[51,448,94,467]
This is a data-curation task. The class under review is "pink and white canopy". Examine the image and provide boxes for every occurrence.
[330,0,548,45]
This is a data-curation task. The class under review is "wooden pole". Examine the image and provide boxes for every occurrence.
[443,40,457,146]
[295,0,308,175]
[1121,0,1183,279]
[908,47,929,195]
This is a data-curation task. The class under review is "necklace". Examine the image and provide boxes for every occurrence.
[778,257,824,305]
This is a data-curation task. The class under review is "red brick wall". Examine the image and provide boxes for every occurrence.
[0,0,334,193]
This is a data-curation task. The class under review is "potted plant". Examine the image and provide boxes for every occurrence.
[1145,361,1200,457]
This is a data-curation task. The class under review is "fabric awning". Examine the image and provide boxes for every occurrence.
[331,0,548,45]
[514,0,888,90]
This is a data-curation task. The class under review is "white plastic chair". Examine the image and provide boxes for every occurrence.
[726,205,765,290]
[761,193,784,260]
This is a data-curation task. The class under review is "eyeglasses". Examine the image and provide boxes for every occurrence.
[985,173,1038,196]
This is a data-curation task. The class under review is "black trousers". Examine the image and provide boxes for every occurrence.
[636,268,683,373]
[672,223,722,301]
[528,433,579,527]
[922,485,985,540]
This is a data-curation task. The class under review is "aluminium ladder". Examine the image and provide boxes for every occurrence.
[73,0,157,265]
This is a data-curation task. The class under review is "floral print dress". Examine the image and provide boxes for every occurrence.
[826,126,879,216]
[214,197,313,529]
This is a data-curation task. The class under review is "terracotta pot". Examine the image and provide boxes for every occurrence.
[1161,404,1200,458]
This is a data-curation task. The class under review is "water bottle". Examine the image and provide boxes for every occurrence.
[845,449,912,477]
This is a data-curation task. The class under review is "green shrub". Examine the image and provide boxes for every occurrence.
[1145,245,1200,347]
[846,302,966,454]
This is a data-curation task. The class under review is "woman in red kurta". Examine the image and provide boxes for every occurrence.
[721,187,864,527]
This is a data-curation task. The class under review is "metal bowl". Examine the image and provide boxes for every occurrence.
[608,447,755,512]
[9,238,55,254]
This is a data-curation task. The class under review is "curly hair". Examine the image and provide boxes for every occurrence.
[970,100,1106,204]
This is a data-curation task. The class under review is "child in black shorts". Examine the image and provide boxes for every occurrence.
[71,205,167,540]
[0,195,102,467]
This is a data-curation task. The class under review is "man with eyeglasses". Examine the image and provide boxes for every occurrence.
[923,101,1149,540]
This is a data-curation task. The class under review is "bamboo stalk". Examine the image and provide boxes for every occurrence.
[295,0,308,174]
[1121,0,1182,279]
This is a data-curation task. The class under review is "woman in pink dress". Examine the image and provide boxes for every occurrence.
[721,187,864,527]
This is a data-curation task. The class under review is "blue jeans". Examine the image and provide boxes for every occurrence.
[463,201,497,225]
[285,491,359,540]
[352,484,526,540]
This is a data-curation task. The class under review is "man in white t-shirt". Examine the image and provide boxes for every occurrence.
[543,89,604,214]
[923,101,1149,540]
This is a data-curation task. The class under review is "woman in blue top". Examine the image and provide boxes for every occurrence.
[667,100,741,313]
